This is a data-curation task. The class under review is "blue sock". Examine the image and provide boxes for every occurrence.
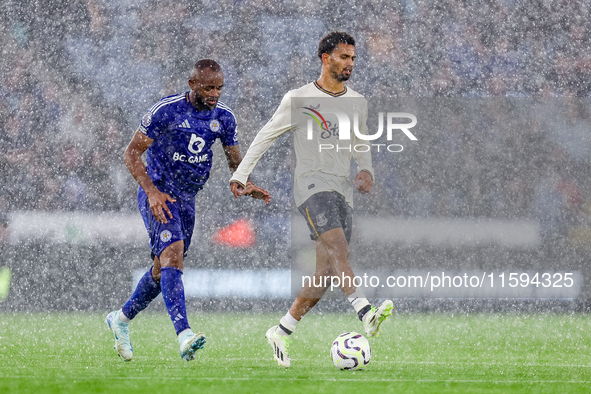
[161,267,190,335]
[122,266,161,320]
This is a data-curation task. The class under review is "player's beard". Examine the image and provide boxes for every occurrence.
[335,72,350,82]
[331,65,352,82]
[196,95,217,110]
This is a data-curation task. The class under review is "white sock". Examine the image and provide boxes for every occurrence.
[278,312,298,336]
[347,289,370,314]
[117,309,131,324]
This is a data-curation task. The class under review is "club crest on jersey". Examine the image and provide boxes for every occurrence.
[316,213,328,227]
[160,230,172,243]
[141,113,152,127]
[209,119,221,132]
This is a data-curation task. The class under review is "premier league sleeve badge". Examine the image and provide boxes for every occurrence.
[141,112,152,128]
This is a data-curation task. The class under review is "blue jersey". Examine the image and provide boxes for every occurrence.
[138,92,238,200]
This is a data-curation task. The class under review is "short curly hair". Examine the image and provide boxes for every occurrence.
[317,32,355,60]
[193,59,221,73]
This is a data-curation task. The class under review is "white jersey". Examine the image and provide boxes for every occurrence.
[230,81,374,207]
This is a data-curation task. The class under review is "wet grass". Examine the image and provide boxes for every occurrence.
[1,311,591,393]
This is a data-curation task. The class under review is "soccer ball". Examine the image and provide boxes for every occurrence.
[330,332,371,371]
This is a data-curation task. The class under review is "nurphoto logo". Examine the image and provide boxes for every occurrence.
[303,106,418,153]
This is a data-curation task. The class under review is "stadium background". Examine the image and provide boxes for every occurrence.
[1,0,591,311]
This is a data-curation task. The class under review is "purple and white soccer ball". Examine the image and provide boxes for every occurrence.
[330,332,371,371]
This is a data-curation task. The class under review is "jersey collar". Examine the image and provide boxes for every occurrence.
[314,81,347,97]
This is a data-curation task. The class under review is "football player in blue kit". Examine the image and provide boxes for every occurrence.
[106,59,270,362]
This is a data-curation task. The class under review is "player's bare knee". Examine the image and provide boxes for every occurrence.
[314,265,335,278]
[151,266,161,282]
[161,255,184,269]
[159,240,185,270]
[324,244,350,264]
[151,258,162,282]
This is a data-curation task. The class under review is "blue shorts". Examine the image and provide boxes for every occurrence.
[298,191,353,244]
[137,187,195,259]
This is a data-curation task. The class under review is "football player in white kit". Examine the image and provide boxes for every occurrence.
[230,32,393,368]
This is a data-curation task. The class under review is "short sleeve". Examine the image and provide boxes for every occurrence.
[219,111,238,146]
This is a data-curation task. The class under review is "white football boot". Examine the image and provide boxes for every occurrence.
[265,325,291,367]
[178,330,206,361]
[363,300,394,338]
[105,310,133,361]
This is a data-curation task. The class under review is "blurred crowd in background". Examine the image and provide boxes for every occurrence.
[1,0,591,239]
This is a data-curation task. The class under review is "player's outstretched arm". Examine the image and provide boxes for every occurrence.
[224,144,271,204]
[124,129,176,223]
[230,181,271,204]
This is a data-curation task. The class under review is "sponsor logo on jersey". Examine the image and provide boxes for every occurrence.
[141,112,152,127]
[188,134,205,154]
[173,133,208,163]
[173,152,209,163]
[209,119,221,132]
[160,230,172,242]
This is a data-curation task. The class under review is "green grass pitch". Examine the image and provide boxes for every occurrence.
[1,311,591,393]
